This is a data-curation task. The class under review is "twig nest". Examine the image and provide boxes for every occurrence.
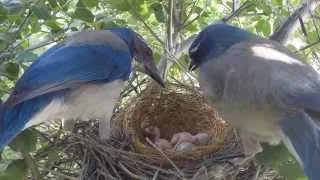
[120,83,231,163]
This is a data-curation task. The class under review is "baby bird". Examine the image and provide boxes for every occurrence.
[144,126,173,151]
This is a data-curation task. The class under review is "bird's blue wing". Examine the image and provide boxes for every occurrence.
[6,42,132,106]
[280,112,320,180]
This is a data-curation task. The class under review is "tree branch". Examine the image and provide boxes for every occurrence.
[172,0,252,62]
[181,0,199,26]
[221,0,252,22]
[130,9,165,46]
[168,0,174,50]
[296,39,320,52]
[270,0,320,44]
[182,0,212,29]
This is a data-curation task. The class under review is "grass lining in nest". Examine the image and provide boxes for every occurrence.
[61,120,254,180]
[120,83,232,164]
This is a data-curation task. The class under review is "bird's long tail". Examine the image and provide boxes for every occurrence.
[0,92,62,150]
[0,102,13,150]
[0,103,26,150]
[280,111,320,180]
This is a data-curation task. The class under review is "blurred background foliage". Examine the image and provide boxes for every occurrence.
[0,0,319,179]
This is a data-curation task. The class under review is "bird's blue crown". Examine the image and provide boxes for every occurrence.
[109,27,136,56]
[189,23,258,67]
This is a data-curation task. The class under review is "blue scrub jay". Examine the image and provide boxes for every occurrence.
[0,27,164,150]
[189,23,320,180]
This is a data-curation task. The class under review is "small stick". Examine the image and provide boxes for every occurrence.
[146,137,185,179]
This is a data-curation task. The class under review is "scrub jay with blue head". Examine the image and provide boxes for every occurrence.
[0,27,164,150]
[189,23,320,180]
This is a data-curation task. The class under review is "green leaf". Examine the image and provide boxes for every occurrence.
[308,31,320,43]
[257,143,306,179]
[0,5,8,23]
[30,19,41,33]
[272,0,283,6]
[73,0,94,22]
[32,4,51,20]
[9,129,38,153]
[3,62,20,80]
[44,149,59,170]
[185,23,198,32]
[256,19,271,36]
[279,161,306,179]
[257,143,291,167]
[0,32,14,43]
[152,3,166,23]
[255,1,272,14]
[0,159,27,180]
[48,0,58,9]
[15,51,38,63]
[136,2,151,18]
[109,0,132,11]
[83,0,98,8]
[45,19,62,33]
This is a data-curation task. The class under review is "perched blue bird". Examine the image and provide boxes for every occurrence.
[189,23,320,180]
[0,27,164,150]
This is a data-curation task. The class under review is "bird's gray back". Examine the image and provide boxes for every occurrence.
[199,40,320,141]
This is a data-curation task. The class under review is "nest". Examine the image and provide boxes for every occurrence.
[120,83,231,164]
[34,83,278,180]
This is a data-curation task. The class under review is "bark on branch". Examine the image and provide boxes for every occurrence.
[270,0,320,44]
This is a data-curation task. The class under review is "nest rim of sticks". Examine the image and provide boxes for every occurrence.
[46,82,265,180]
[61,121,248,180]
[119,82,233,164]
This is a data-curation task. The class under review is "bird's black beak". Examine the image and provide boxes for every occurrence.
[143,62,165,88]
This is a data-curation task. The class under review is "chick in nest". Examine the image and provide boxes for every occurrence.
[143,126,173,151]
[193,133,209,145]
[171,132,210,152]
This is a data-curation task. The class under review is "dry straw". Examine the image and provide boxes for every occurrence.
[120,82,231,164]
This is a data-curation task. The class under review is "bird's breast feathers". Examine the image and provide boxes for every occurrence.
[26,80,124,128]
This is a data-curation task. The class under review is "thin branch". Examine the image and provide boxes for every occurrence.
[221,0,252,22]
[232,0,240,12]
[22,152,40,180]
[309,8,320,40]
[191,166,206,180]
[168,0,174,50]
[0,36,63,65]
[298,16,308,39]
[118,162,148,180]
[296,39,320,52]
[0,53,12,64]
[270,0,320,44]
[43,168,78,180]
[181,0,199,26]
[182,0,212,29]
[130,9,165,46]
[152,170,160,180]
[174,35,197,58]
[6,10,33,50]
[145,138,185,179]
